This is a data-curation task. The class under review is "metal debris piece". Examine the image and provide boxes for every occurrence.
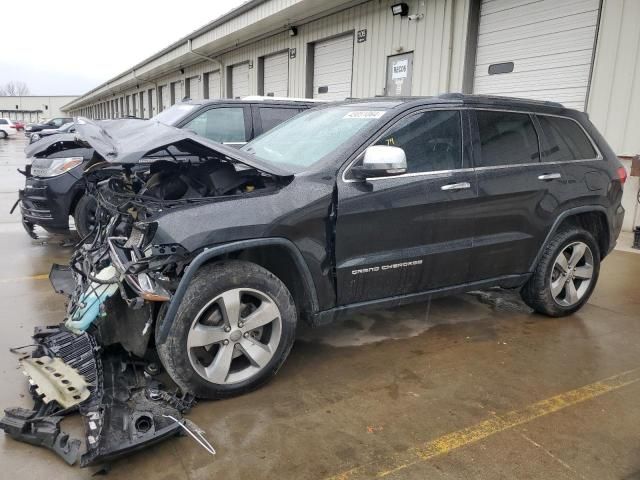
[21,356,91,409]
[163,415,216,455]
[0,407,81,465]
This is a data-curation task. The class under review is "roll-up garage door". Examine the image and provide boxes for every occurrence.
[313,34,354,101]
[205,71,221,99]
[186,76,201,100]
[148,89,155,117]
[473,0,600,110]
[263,52,289,97]
[231,63,250,99]
[159,86,169,111]
[171,81,183,104]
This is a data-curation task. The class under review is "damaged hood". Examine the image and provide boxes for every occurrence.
[24,133,83,158]
[74,117,293,177]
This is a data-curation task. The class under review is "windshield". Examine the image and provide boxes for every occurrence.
[243,106,388,172]
[151,103,197,126]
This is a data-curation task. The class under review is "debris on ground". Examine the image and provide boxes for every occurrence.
[0,325,208,468]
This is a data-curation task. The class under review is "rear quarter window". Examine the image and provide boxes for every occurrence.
[537,115,597,161]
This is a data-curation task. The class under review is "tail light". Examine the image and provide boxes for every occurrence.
[617,166,627,185]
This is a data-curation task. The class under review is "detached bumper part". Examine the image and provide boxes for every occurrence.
[0,408,81,465]
[0,327,197,468]
[79,352,186,467]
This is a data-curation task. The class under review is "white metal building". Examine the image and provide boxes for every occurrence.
[0,96,77,122]
[62,0,640,230]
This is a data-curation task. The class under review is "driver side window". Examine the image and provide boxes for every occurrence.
[375,110,463,173]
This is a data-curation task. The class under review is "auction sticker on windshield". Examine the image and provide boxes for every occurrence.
[343,111,386,119]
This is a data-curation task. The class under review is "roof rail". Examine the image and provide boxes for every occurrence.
[465,93,564,108]
[439,92,464,100]
[241,96,326,103]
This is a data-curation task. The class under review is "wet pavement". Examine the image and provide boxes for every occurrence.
[1,135,640,479]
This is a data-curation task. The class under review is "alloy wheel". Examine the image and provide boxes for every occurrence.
[187,287,282,384]
[549,241,594,307]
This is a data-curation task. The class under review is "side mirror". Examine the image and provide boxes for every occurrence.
[352,145,407,179]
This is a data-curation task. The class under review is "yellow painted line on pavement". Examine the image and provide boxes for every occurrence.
[0,273,49,284]
[327,368,640,480]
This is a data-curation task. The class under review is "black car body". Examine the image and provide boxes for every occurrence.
[24,117,74,135]
[17,98,317,237]
[3,94,626,464]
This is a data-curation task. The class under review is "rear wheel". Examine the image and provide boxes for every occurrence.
[0,131,7,139]
[73,194,98,239]
[521,228,600,317]
[156,260,297,399]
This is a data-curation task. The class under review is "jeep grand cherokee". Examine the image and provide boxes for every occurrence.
[49,94,626,399]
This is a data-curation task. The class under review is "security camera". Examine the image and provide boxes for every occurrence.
[408,13,424,20]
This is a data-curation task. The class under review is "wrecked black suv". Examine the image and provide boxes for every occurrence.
[60,94,624,399]
[2,94,626,465]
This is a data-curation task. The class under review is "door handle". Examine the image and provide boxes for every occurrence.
[538,173,562,181]
[441,182,471,191]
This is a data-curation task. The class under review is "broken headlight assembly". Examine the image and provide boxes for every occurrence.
[30,156,83,177]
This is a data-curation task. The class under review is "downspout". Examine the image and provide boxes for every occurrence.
[444,0,455,93]
[187,38,225,98]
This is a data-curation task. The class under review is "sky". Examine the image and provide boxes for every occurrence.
[0,0,247,96]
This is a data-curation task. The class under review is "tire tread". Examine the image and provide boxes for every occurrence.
[521,227,600,317]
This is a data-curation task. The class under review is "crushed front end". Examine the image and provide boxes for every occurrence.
[1,118,286,466]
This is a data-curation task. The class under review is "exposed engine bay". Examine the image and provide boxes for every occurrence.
[67,152,280,340]
[2,122,285,467]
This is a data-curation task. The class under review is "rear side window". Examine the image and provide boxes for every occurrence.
[259,107,302,132]
[0,119,7,125]
[476,111,539,167]
[374,110,463,173]
[537,115,597,161]
[183,107,247,143]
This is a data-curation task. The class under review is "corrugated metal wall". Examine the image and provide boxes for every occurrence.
[587,0,640,231]
[68,0,471,116]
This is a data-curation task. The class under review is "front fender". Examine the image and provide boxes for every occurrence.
[155,237,319,344]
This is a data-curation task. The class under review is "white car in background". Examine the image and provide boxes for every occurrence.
[0,118,18,139]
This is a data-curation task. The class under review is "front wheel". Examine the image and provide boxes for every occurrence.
[73,194,98,239]
[156,260,297,399]
[521,227,600,317]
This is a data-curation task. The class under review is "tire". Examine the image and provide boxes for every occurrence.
[0,131,7,139]
[73,194,98,239]
[156,260,297,399]
[521,227,600,317]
